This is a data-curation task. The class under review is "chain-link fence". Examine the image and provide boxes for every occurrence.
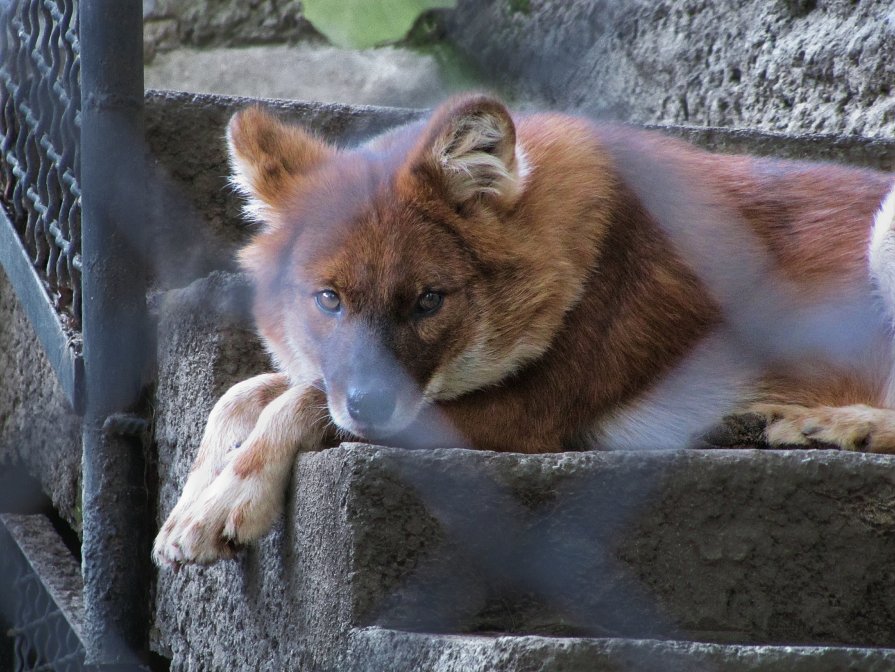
[0,0,82,330]
[0,516,87,672]
[0,0,153,669]
[8,569,86,672]
[0,4,87,665]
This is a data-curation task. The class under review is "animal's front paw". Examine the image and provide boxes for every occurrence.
[751,403,895,453]
[152,460,287,569]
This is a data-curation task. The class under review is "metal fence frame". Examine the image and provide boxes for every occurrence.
[0,0,152,669]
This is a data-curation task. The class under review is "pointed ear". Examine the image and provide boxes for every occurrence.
[416,95,527,209]
[227,106,334,223]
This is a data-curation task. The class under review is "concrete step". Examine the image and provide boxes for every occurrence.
[319,444,895,648]
[351,628,895,672]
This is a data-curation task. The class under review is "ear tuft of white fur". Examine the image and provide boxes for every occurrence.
[226,111,275,225]
[432,108,527,207]
[225,107,333,228]
[226,133,271,226]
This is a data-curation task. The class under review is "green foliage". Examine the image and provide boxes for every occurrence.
[508,0,531,15]
[303,0,457,49]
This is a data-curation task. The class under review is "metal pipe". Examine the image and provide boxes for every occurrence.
[79,0,150,666]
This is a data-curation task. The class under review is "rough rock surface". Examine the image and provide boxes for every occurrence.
[143,0,320,61]
[345,446,895,647]
[155,427,895,670]
[349,629,895,672]
[0,270,82,531]
[445,0,895,137]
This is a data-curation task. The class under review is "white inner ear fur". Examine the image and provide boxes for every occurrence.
[433,113,529,204]
[226,125,274,226]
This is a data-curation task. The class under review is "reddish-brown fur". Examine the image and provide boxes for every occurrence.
[234,97,893,452]
[153,94,895,568]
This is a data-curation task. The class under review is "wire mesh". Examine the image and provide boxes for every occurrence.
[0,4,88,668]
[1,530,87,672]
[0,0,82,329]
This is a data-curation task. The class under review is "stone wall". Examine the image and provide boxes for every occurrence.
[142,0,895,134]
[143,0,321,61]
[445,0,895,137]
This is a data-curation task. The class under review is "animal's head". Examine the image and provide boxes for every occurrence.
[228,95,570,441]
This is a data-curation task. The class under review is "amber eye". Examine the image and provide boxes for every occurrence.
[315,289,341,314]
[415,290,444,316]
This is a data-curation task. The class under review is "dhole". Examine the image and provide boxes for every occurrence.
[154,94,895,567]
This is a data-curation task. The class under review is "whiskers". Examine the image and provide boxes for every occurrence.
[306,379,354,442]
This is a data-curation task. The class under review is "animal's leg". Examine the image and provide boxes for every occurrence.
[152,372,304,567]
[181,373,289,499]
[738,184,895,453]
[154,381,329,567]
[749,402,895,453]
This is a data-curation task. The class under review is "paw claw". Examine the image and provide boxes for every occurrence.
[800,422,822,438]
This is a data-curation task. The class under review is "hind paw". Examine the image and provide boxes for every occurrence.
[750,403,895,453]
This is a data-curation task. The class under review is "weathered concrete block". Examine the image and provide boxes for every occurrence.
[445,0,895,137]
[0,270,81,531]
[339,446,895,648]
[144,44,458,108]
[155,440,895,669]
[348,629,895,672]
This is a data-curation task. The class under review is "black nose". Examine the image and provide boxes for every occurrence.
[346,387,397,427]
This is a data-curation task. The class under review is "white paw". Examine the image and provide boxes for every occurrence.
[753,403,895,453]
[153,460,286,569]
[153,377,323,569]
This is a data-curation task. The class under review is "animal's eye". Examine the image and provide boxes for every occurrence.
[415,290,444,316]
[315,289,342,314]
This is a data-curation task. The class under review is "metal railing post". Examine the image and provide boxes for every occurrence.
[79,0,150,666]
